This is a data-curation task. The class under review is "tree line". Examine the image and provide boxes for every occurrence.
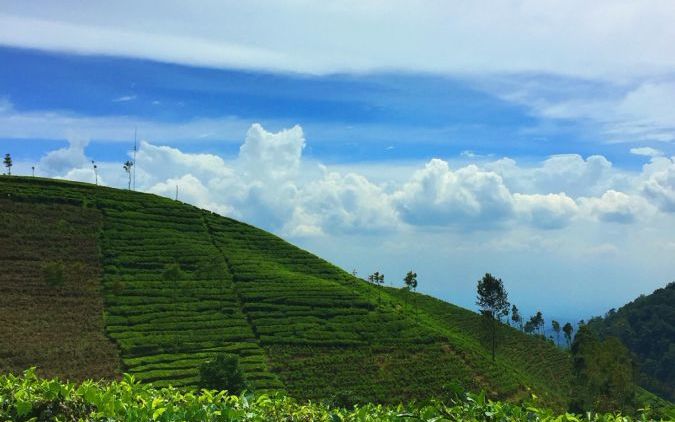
[474,272,639,414]
[363,269,641,414]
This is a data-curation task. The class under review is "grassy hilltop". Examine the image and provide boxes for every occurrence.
[0,176,574,408]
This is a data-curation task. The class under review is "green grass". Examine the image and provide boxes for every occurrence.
[0,176,586,409]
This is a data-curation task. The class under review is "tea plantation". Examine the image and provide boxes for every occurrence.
[3,369,665,422]
[0,176,577,408]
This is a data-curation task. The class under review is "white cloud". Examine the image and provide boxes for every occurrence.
[491,78,675,143]
[0,13,291,73]
[1,2,675,79]
[393,159,515,228]
[641,156,675,212]
[112,95,137,102]
[148,174,233,215]
[136,141,233,181]
[487,154,620,197]
[239,123,305,181]
[579,190,651,223]
[291,168,399,235]
[60,166,99,185]
[513,193,578,229]
[630,147,663,157]
[31,123,675,237]
[38,134,89,175]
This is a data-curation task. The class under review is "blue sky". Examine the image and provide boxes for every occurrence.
[1,1,675,324]
[3,46,670,166]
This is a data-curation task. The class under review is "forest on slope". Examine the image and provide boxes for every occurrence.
[587,282,675,401]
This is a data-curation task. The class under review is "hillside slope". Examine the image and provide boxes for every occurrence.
[0,199,119,380]
[587,283,674,401]
[0,176,572,408]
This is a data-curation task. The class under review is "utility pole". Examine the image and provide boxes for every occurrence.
[133,128,137,191]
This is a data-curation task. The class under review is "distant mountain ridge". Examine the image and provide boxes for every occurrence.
[587,282,675,401]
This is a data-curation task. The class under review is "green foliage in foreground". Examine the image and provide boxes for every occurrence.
[1,370,670,422]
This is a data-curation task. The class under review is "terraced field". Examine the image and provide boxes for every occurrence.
[388,288,572,407]
[205,214,480,402]
[0,176,574,408]
[0,199,119,381]
[98,198,281,390]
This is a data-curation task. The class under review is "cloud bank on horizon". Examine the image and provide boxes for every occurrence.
[1,0,675,318]
[28,123,675,236]
[10,123,672,319]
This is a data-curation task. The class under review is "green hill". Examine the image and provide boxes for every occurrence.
[587,282,675,401]
[1,176,574,408]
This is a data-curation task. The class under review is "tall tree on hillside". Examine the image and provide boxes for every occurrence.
[524,319,535,334]
[525,312,544,336]
[551,320,561,346]
[404,270,417,292]
[403,270,418,314]
[123,160,134,190]
[510,304,522,330]
[369,272,384,302]
[377,272,384,303]
[476,273,510,361]
[533,311,545,336]
[3,153,12,175]
[563,322,574,348]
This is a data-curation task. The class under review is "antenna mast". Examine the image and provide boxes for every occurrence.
[133,128,137,191]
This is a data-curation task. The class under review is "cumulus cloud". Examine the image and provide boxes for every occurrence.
[579,190,651,223]
[533,155,615,196]
[136,141,233,181]
[487,154,619,197]
[641,156,675,212]
[239,123,305,181]
[290,168,399,235]
[513,193,578,229]
[148,174,234,215]
[33,123,674,237]
[393,159,514,228]
[38,134,90,175]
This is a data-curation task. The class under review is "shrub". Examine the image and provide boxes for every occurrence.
[198,353,248,394]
